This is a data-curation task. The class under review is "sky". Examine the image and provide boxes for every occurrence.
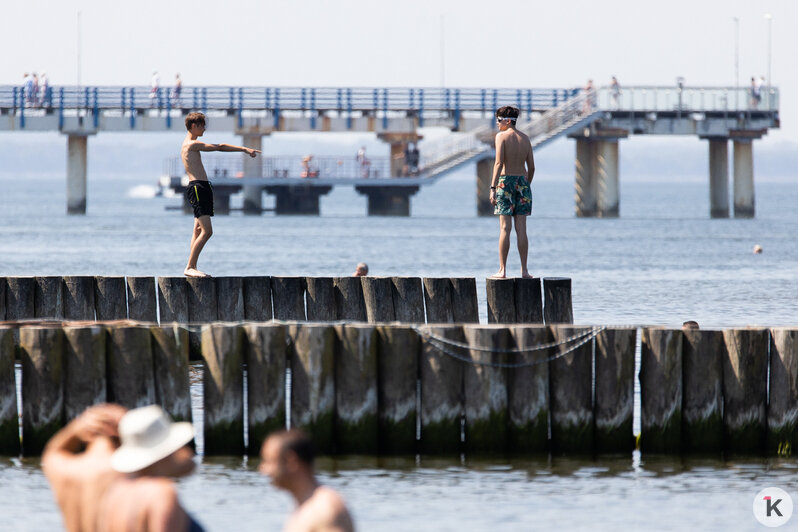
[3,0,796,141]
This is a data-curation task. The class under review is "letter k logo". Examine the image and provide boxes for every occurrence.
[765,496,784,518]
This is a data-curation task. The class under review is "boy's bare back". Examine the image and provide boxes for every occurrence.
[495,128,534,177]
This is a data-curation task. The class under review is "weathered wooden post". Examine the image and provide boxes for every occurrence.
[594,327,636,453]
[769,328,798,455]
[105,325,155,409]
[0,327,19,455]
[289,325,336,454]
[94,276,127,321]
[150,325,192,423]
[390,277,425,323]
[361,277,396,323]
[127,277,157,322]
[422,278,454,323]
[722,328,768,454]
[157,277,189,323]
[0,278,6,320]
[63,325,106,421]
[187,277,218,360]
[507,325,550,453]
[640,327,683,453]
[333,277,366,321]
[201,324,245,455]
[34,276,64,319]
[243,323,287,455]
[271,277,306,321]
[20,326,64,455]
[462,325,509,453]
[306,277,336,321]
[243,276,273,321]
[451,278,479,323]
[549,325,593,453]
[682,328,724,453]
[514,277,543,324]
[63,276,96,320]
[216,277,244,322]
[543,277,573,324]
[486,278,516,324]
[6,277,35,320]
[376,325,419,453]
[418,325,464,453]
[334,324,379,453]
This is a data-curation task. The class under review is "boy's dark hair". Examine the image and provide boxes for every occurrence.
[185,112,206,131]
[496,106,520,122]
[272,429,315,466]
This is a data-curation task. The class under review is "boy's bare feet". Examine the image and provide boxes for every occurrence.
[521,271,534,279]
[184,267,210,278]
[489,271,507,279]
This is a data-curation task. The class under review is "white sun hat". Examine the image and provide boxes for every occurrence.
[111,405,195,474]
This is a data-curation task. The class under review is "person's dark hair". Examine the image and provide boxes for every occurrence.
[496,106,520,122]
[273,429,315,466]
[185,112,206,131]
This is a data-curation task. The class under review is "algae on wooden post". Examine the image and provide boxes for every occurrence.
[594,327,636,453]
[507,325,550,453]
[20,326,65,455]
[722,328,768,454]
[151,325,192,423]
[462,325,509,453]
[549,325,593,454]
[376,325,419,454]
[201,324,245,455]
[289,324,335,454]
[640,328,683,453]
[63,325,106,421]
[244,323,287,455]
[682,329,724,454]
[769,329,798,456]
[0,328,20,455]
[334,324,379,453]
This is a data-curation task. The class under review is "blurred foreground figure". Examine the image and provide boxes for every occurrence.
[260,430,355,532]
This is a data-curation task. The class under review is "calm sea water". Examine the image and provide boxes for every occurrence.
[1,167,797,530]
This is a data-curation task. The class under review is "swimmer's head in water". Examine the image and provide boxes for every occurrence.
[260,429,315,488]
[185,112,206,132]
[496,105,520,124]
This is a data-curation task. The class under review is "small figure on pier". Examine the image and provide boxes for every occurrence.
[353,262,369,276]
[260,430,355,532]
[150,71,160,107]
[610,76,621,109]
[172,73,183,107]
[301,155,319,178]
[489,106,535,279]
[181,112,261,277]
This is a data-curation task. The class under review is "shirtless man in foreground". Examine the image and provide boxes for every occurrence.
[260,430,355,532]
[182,111,260,277]
[42,404,127,532]
[488,105,535,279]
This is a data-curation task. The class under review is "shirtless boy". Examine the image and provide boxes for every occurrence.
[182,112,260,277]
[260,430,355,532]
[489,106,535,279]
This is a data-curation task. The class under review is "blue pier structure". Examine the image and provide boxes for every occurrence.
[0,84,779,217]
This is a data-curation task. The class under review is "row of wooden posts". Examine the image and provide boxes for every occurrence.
[0,275,573,326]
[1,322,796,457]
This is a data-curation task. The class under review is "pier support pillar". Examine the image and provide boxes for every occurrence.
[264,185,333,215]
[707,138,729,218]
[476,157,494,217]
[574,139,596,217]
[241,134,263,214]
[733,140,755,218]
[595,140,620,217]
[355,185,420,216]
[66,135,89,215]
[378,132,420,178]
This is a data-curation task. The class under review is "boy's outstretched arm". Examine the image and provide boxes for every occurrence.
[190,141,261,157]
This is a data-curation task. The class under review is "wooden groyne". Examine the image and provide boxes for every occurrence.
[1,322,796,458]
[0,275,572,328]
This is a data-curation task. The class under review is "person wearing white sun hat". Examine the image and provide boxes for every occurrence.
[97,405,204,532]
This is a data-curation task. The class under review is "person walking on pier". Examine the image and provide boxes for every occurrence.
[489,105,535,279]
[260,430,355,532]
[182,111,260,278]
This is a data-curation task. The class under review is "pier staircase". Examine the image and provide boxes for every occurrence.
[420,90,600,178]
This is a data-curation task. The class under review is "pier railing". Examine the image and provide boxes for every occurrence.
[163,155,393,180]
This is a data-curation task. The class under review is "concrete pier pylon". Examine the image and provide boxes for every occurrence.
[241,134,263,214]
[66,135,89,215]
[574,139,596,217]
[596,140,619,218]
[707,138,729,218]
[733,140,755,218]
